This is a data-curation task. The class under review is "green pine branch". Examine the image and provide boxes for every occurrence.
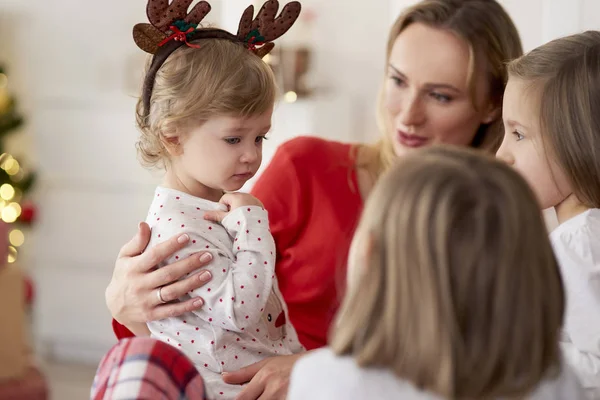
[0,65,34,197]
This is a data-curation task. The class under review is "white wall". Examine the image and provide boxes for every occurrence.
[0,0,597,364]
[390,0,597,52]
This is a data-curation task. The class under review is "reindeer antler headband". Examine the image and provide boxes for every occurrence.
[133,0,301,118]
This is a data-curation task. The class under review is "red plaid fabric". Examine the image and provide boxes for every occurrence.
[91,337,207,400]
[0,367,48,400]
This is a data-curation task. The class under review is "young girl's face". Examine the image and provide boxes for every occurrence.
[174,109,273,199]
[497,78,571,209]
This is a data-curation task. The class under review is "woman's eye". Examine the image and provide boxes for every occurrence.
[431,92,452,103]
[391,76,405,87]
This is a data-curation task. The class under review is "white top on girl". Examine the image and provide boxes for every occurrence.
[288,348,587,400]
[145,187,303,398]
[551,208,600,399]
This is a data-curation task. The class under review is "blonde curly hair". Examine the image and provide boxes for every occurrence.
[135,38,277,169]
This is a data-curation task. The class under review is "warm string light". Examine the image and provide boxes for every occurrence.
[5,159,20,175]
[0,155,27,260]
[0,183,15,200]
[284,91,298,103]
[0,153,22,177]
[7,246,17,263]
[0,76,30,263]
[2,202,21,223]
[9,229,24,247]
[0,153,12,166]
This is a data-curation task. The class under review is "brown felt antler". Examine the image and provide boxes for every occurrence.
[134,0,302,118]
[237,0,301,57]
[147,0,211,31]
[133,0,212,54]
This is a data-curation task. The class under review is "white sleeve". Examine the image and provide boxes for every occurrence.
[560,341,600,390]
[196,206,275,332]
[553,235,600,390]
[162,206,275,333]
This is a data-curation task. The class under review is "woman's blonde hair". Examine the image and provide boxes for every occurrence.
[331,145,565,399]
[362,0,523,178]
[135,38,277,169]
[507,30,600,208]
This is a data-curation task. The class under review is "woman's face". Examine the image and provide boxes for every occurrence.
[383,23,498,157]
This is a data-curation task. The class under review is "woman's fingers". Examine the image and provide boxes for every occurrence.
[225,354,302,400]
[145,252,213,290]
[136,232,191,272]
[117,222,151,258]
[149,296,207,321]
[155,267,213,304]
[222,359,267,385]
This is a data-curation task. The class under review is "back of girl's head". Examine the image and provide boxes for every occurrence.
[373,0,523,174]
[331,145,564,398]
[135,38,277,169]
[508,30,600,208]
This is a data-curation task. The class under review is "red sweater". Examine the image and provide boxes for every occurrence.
[113,136,364,350]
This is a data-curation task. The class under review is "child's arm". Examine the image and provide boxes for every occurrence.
[182,206,275,332]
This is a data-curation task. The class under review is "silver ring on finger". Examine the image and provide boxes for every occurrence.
[156,286,167,304]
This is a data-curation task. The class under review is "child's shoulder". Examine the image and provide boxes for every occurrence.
[528,363,588,400]
[551,209,600,243]
[292,348,357,383]
[550,208,600,266]
[290,348,435,399]
[150,187,225,212]
[146,187,227,231]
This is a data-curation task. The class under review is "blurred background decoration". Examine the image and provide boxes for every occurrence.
[265,5,317,102]
[0,64,45,399]
[0,65,37,263]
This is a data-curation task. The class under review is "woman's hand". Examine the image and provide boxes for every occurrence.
[106,222,214,329]
[222,353,304,400]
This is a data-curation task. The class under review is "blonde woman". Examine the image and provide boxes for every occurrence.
[288,146,585,399]
[498,31,600,398]
[106,0,524,398]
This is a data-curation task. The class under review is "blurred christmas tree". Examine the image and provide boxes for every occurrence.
[0,65,37,266]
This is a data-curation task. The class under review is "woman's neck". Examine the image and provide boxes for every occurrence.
[162,168,223,203]
[354,144,379,201]
[554,193,590,224]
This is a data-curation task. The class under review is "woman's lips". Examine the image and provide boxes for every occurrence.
[397,130,429,148]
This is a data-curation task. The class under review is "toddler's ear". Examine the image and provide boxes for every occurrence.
[161,132,183,156]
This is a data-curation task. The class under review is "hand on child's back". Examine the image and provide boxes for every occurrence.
[203,192,264,223]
